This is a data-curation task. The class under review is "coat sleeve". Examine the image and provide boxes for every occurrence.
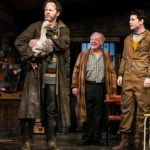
[14,23,38,60]
[118,38,128,76]
[71,53,82,88]
[108,54,117,94]
[52,27,70,52]
[147,41,150,77]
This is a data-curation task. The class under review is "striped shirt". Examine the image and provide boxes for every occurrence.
[44,54,57,84]
[86,50,104,83]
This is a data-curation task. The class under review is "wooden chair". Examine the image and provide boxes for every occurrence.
[104,94,121,145]
[144,114,150,150]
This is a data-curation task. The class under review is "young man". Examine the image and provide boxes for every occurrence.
[72,32,116,146]
[15,0,70,150]
[113,9,150,150]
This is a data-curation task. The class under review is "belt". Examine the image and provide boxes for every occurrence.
[125,62,148,71]
[85,80,104,84]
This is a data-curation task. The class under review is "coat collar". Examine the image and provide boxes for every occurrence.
[129,29,149,42]
[57,20,66,28]
[42,20,66,30]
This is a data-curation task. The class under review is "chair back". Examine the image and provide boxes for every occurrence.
[106,94,121,101]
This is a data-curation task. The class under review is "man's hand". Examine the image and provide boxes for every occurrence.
[29,62,38,70]
[72,88,78,96]
[117,76,123,86]
[144,78,150,88]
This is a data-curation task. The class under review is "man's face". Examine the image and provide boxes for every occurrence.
[129,15,143,30]
[44,2,60,22]
[90,34,103,50]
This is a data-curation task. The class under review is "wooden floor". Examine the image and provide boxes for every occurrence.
[0,132,119,150]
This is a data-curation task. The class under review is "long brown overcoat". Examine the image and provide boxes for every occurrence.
[15,20,70,128]
[71,49,117,122]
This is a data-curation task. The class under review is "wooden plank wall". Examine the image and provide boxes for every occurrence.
[0,91,22,138]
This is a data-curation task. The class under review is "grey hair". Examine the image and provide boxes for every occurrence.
[90,32,105,42]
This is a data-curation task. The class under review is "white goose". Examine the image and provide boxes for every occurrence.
[31,20,53,56]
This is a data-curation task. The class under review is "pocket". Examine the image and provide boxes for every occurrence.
[137,41,149,52]
[136,70,147,78]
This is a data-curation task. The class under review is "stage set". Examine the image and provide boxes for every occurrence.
[0,90,135,150]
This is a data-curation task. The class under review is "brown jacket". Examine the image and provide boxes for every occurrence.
[119,29,150,77]
[71,49,117,122]
[15,20,70,128]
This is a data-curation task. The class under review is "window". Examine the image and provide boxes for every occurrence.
[81,43,90,51]
[81,42,115,67]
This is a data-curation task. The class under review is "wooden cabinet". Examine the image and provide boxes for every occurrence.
[0,90,22,138]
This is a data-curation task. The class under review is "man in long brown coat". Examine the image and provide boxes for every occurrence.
[15,0,70,150]
[72,32,116,146]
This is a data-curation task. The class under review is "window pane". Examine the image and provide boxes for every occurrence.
[110,43,115,55]
[87,43,90,49]
[81,43,90,51]
[112,56,115,67]
[81,43,87,51]
[104,43,109,52]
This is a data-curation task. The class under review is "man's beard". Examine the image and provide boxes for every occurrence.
[45,18,55,22]
[45,15,57,22]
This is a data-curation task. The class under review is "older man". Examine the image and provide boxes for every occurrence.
[72,32,116,146]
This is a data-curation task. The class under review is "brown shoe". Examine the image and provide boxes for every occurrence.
[134,132,141,149]
[21,136,31,150]
[112,134,129,150]
[47,141,60,150]
[47,136,60,150]
[134,132,149,150]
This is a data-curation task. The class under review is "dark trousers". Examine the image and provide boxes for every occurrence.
[20,119,34,136]
[20,84,57,139]
[82,81,105,142]
[44,84,57,139]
